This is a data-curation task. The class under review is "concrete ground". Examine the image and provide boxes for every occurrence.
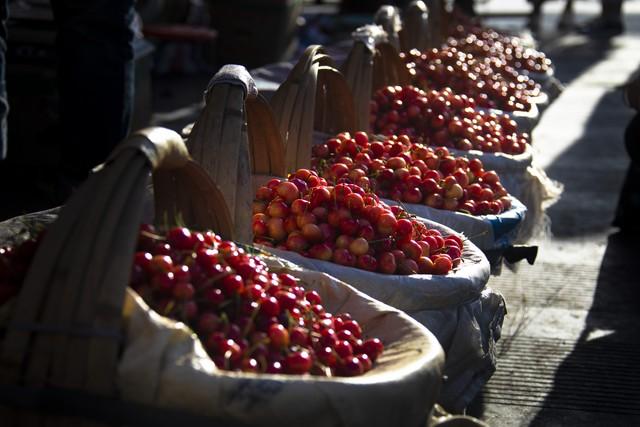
[467,0,640,425]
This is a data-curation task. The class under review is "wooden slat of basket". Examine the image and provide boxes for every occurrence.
[287,46,316,78]
[288,45,334,79]
[269,80,293,148]
[153,162,234,240]
[187,82,252,243]
[183,162,235,237]
[188,85,238,217]
[272,45,356,172]
[273,72,308,171]
[315,66,356,135]
[246,95,286,177]
[59,154,147,392]
[22,150,141,391]
[187,88,226,174]
[233,126,253,244]
[312,53,335,69]
[215,86,245,216]
[374,42,411,93]
[288,61,318,172]
[342,42,374,131]
[6,165,128,388]
[154,168,197,230]
[271,78,300,158]
[282,82,307,171]
[246,102,271,174]
[401,1,431,52]
[344,32,411,133]
[374,5,402,51]
[60,159,150,427]
[427,0,445,47]
[84,164,155,394]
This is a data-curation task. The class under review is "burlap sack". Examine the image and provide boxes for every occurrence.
[410,288,506,412]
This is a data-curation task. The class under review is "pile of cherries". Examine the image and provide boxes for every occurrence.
[312,132,512,216]
[253,168,463,276]
[370,84,529,155]
[131,225,384,376]
[448,27,552,75]
[401,47,537,112]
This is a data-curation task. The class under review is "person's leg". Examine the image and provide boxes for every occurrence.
[601,0,624,25]
[580,0,624,35]
[0,0,8,161]
[558,0,575,29]
[455,0,476,17]
[528,0,544,32]
[50,0,135,181]
[613,113,640,232]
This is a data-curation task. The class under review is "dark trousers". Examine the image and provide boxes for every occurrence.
[614,113,640,232]
[0,0,135,180]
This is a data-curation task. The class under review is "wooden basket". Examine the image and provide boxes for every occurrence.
[342,25,411,131]
[0,128,233,426]
[270,45,356,173]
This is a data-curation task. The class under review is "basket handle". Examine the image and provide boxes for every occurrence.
[343,26,411,131]
[271,45,356,172]
[401,1,431,52]
[315,66,356,137]
[374,5,402,51]
[246,94,286,177]
[373,42,411,93]
[288,45,336,82]
[427,0,452,47]
[187,65,254,244]
[0,128,231,398]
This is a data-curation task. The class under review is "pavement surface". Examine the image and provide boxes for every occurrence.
[467,1,640,425]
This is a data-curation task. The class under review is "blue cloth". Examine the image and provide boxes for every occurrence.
[485,197,528,250]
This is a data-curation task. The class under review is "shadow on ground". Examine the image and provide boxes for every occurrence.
[544,87,633,237]
[529,231,640,425]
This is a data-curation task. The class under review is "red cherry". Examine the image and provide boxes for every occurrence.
[167,227,196,250]
[337,356,364,377]
[360,338,384,362]
[221,274,243,296]
[260,296,281,317]
[284,351,313,374]
[173,282,195,300]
